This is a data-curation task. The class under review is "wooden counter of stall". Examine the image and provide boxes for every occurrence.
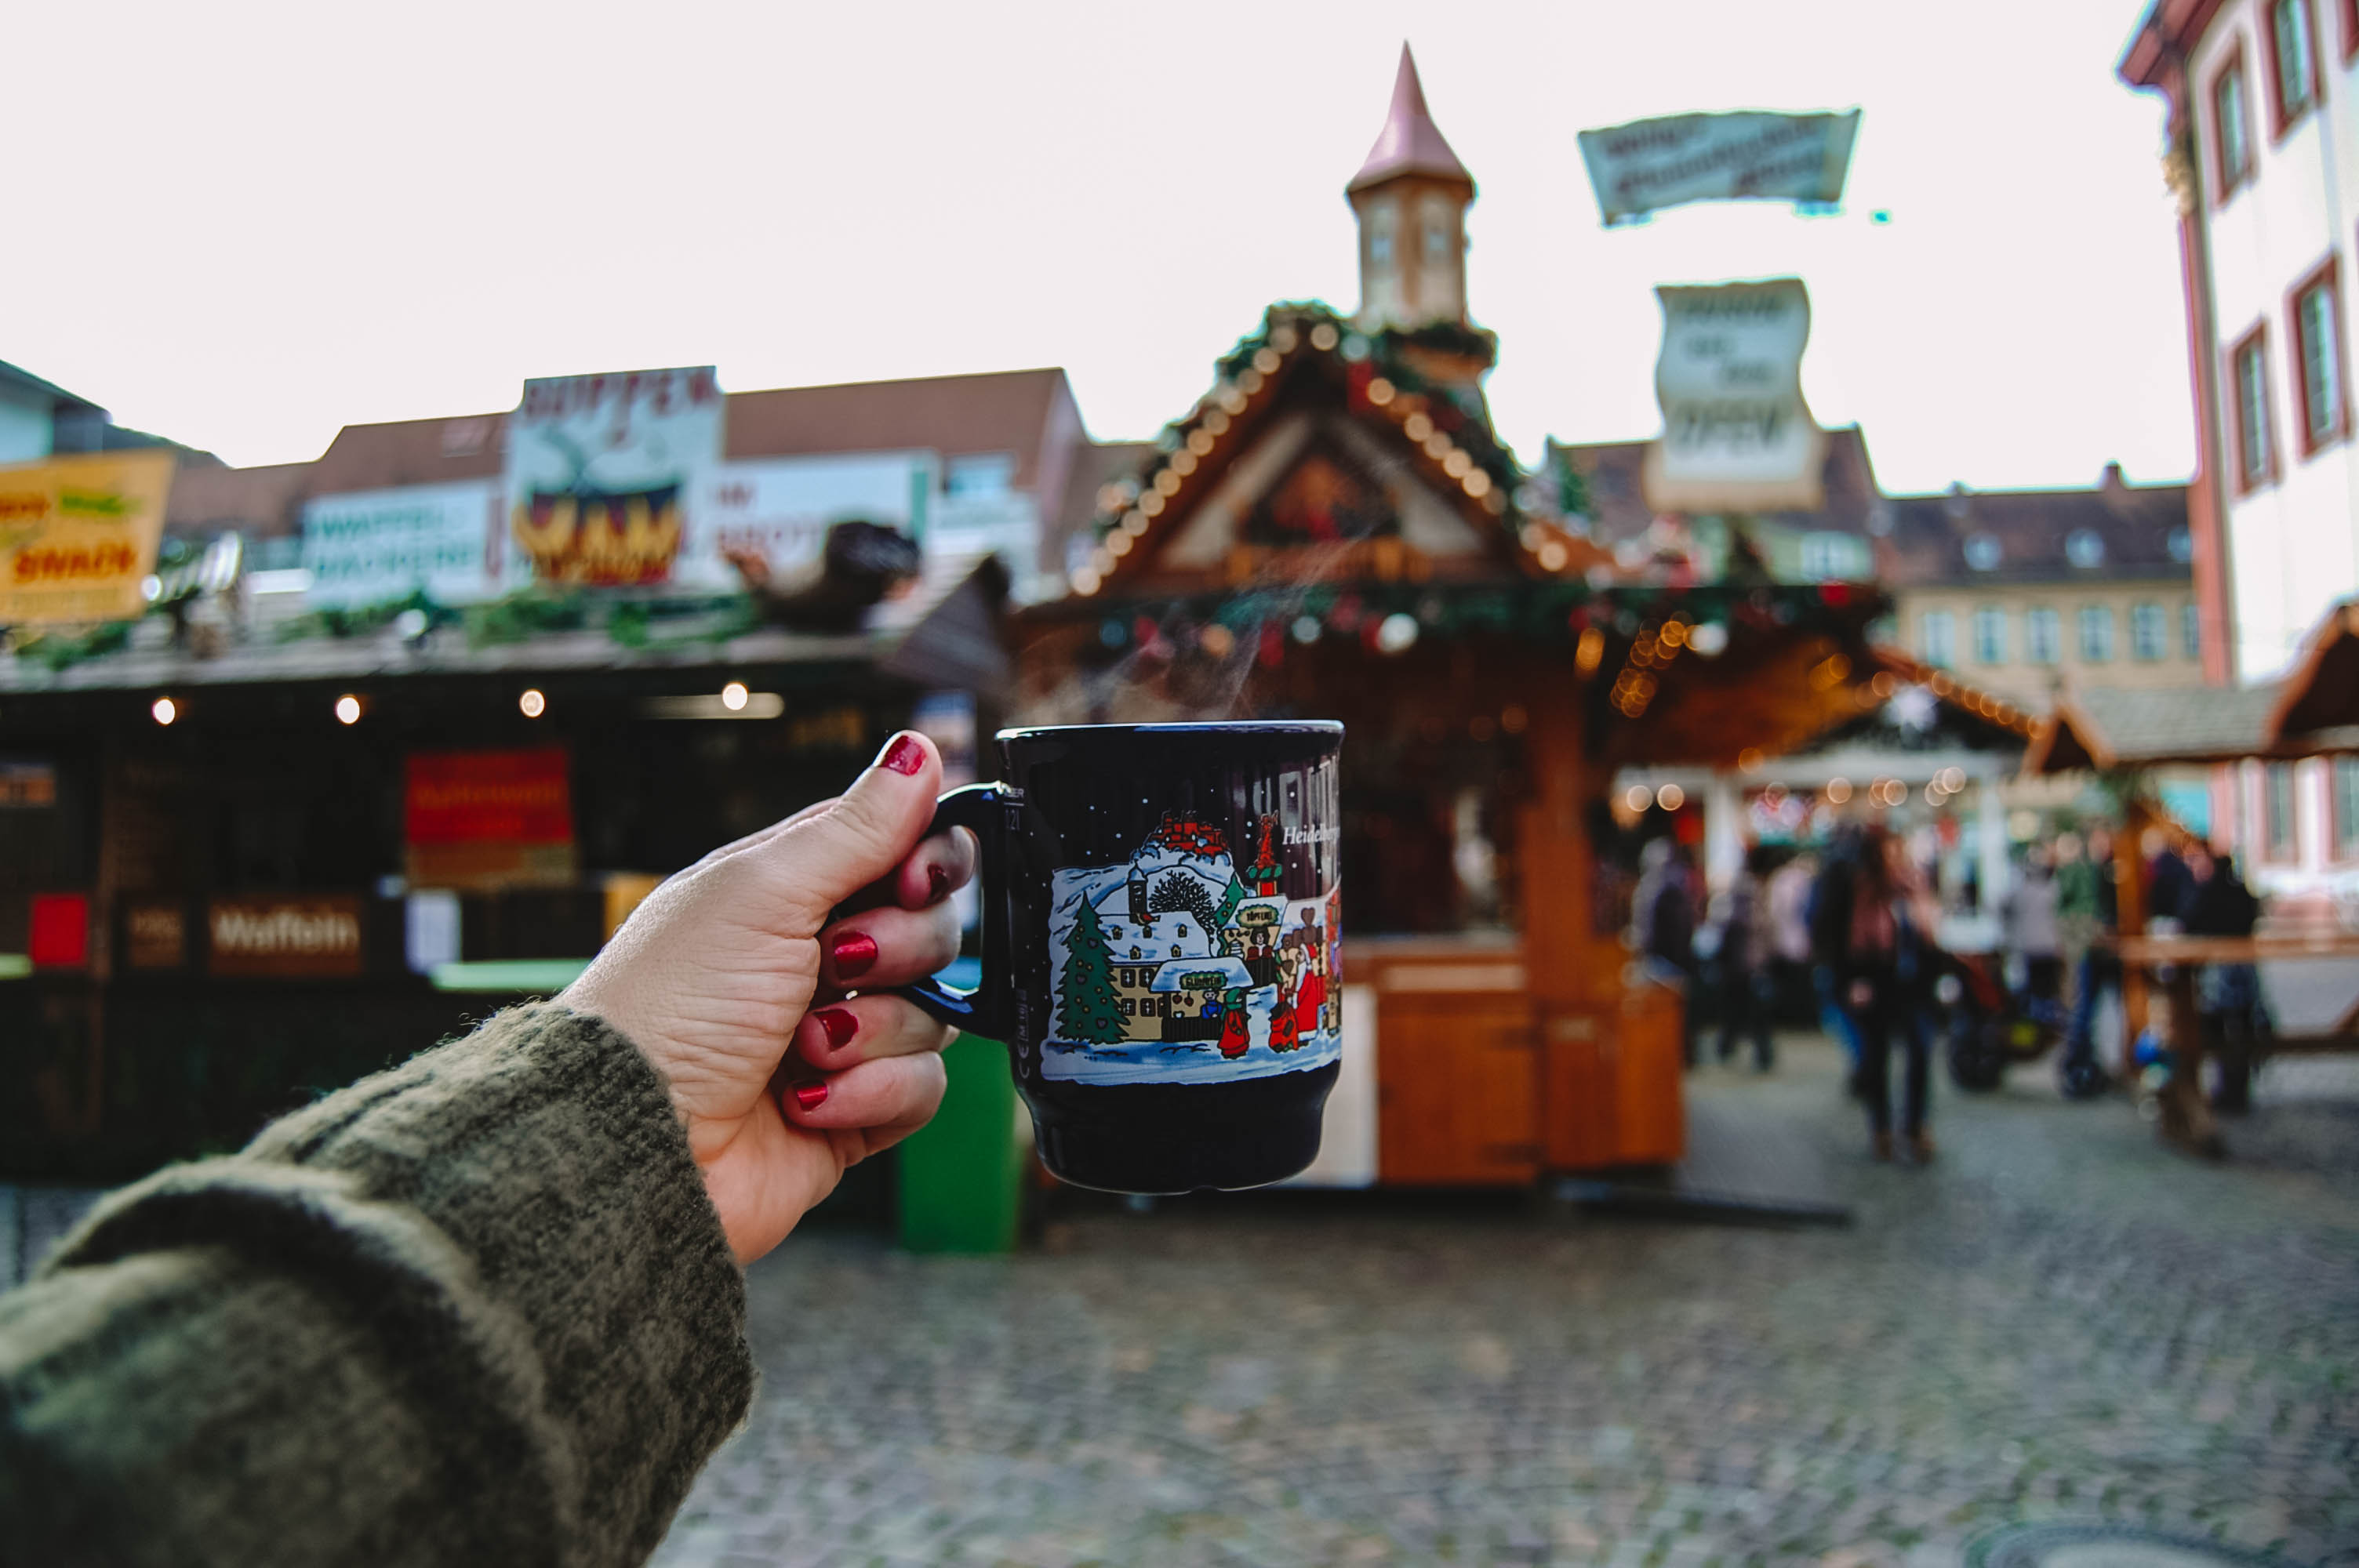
[1323,935,1685,1187]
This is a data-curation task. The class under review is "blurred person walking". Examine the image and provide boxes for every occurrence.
[2182,844,2264,1113]
[2002,846,2064,1017]
[1631,837,1702,1066]
[1707,844,1778,1070]
[1765,848,1818,1024]
[2057,825,2119,1091]
[1812,825,1941,1161]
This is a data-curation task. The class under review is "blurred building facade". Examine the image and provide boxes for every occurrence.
[2122,0,2359,684]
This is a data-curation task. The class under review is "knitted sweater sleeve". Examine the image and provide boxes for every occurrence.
[0,1003,752,1568]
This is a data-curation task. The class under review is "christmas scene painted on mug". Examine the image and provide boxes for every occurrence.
[1045,810,1340,1085]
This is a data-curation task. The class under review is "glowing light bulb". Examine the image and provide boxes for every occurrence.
[151,695,177,726]
[334,694,362,725]
[519,688,547,718]
[721,682,749,713]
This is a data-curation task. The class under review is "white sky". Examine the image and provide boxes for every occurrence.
[2,0,2190,495]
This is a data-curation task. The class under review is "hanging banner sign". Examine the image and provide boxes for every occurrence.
[206,895,364,978]
[671,451,936,588]
[301,481,503,607]
[0,450,175,625]
[405,746,579,889]
[1577,110,1861,225]
[503,368,722,586]
[1642,278,1828,514]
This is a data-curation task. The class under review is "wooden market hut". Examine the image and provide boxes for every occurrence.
[2020,604,2359,1150]
[1012,50,1898,1187]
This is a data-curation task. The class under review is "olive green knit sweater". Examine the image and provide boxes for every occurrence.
[0,1003,753,1567]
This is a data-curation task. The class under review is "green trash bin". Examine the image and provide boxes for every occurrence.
[896,1029,1029,1254]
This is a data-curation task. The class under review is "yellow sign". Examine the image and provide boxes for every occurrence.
[0,450,175,624]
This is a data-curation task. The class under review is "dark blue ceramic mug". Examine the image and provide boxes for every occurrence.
[897,721,1343,1194]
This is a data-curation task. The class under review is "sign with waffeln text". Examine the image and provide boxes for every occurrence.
[207,895,363,978]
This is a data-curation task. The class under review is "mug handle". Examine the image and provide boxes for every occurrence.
[895,782,1023,1040]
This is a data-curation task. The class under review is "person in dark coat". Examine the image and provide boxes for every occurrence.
[1631,837,1701,1064]
[1813,825,1940,1161]
[2182,845,2263,1112]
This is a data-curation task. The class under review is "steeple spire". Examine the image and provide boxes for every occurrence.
[1346,45,1480,338]
[1348,45,1473,196]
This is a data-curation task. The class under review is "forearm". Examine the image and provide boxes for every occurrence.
[0,1004,751,1568]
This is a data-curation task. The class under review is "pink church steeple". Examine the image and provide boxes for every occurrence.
[1346,45,1478,333]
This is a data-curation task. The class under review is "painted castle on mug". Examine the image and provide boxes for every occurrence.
[1045,810,1339,1085]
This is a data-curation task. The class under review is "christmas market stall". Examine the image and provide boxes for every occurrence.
[0,368,1028,1181]
[1012,299,1893,1187]
[2021,612,2359,1156]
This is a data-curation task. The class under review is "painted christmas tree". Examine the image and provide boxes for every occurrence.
[1056,899,1127,1044]
[1215,874,1245,929]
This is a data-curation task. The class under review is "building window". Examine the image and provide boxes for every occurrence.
[2269,0,2321,134]
[2026,607,2063,665]
[2335,756,2359,858]
[2231,327,2278,489]
[2078,604,2115,662]
[946,452,1018,495]
[1963,534,2003,572]
[2131,602,2168,661]
[2290,261,2348,452]
[2214,47,2255,194]
[2182,601,2203,660]
[2264,760,2299,858]
[2066,528,2106,568]
[1972,606,2008,664]
[1799,532,1867,581]
[1921,610,1957,667]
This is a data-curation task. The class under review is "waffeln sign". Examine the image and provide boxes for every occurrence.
[207,896,363,978]
[1642,278,1828,514]
[1577,110,1861,225]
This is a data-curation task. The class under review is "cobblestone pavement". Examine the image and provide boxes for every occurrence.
[5,1040,2353,1566]
[652,1038,2359,1568]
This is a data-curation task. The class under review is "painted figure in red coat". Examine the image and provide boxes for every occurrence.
[1217,989,1251,1058]
[1294,930,1328,1040]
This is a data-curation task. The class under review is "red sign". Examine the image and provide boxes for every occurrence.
[405,748,574,845]
[28,892,89,968]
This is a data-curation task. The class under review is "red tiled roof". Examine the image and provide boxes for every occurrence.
[1881,475,2190,587]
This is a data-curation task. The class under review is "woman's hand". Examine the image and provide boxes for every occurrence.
[566,731,976,1263]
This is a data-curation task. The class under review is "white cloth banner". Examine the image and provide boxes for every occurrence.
[1577,110,1861,224]
[1642,278,1828,514]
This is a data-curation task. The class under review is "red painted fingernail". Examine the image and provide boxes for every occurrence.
[812,1007,858,1051]
[927,864,951,903]
[878,734,926,775]
[792,1082,830,1111]
[831,931,878,978]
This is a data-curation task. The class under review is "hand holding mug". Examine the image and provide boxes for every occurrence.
[568,731,976,1263]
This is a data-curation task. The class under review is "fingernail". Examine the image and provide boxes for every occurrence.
[831,931,878,978]
[927,864,951,903]
[792,1081,830,1112]
[812,1007,858,1051]
[878,734,926,775]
